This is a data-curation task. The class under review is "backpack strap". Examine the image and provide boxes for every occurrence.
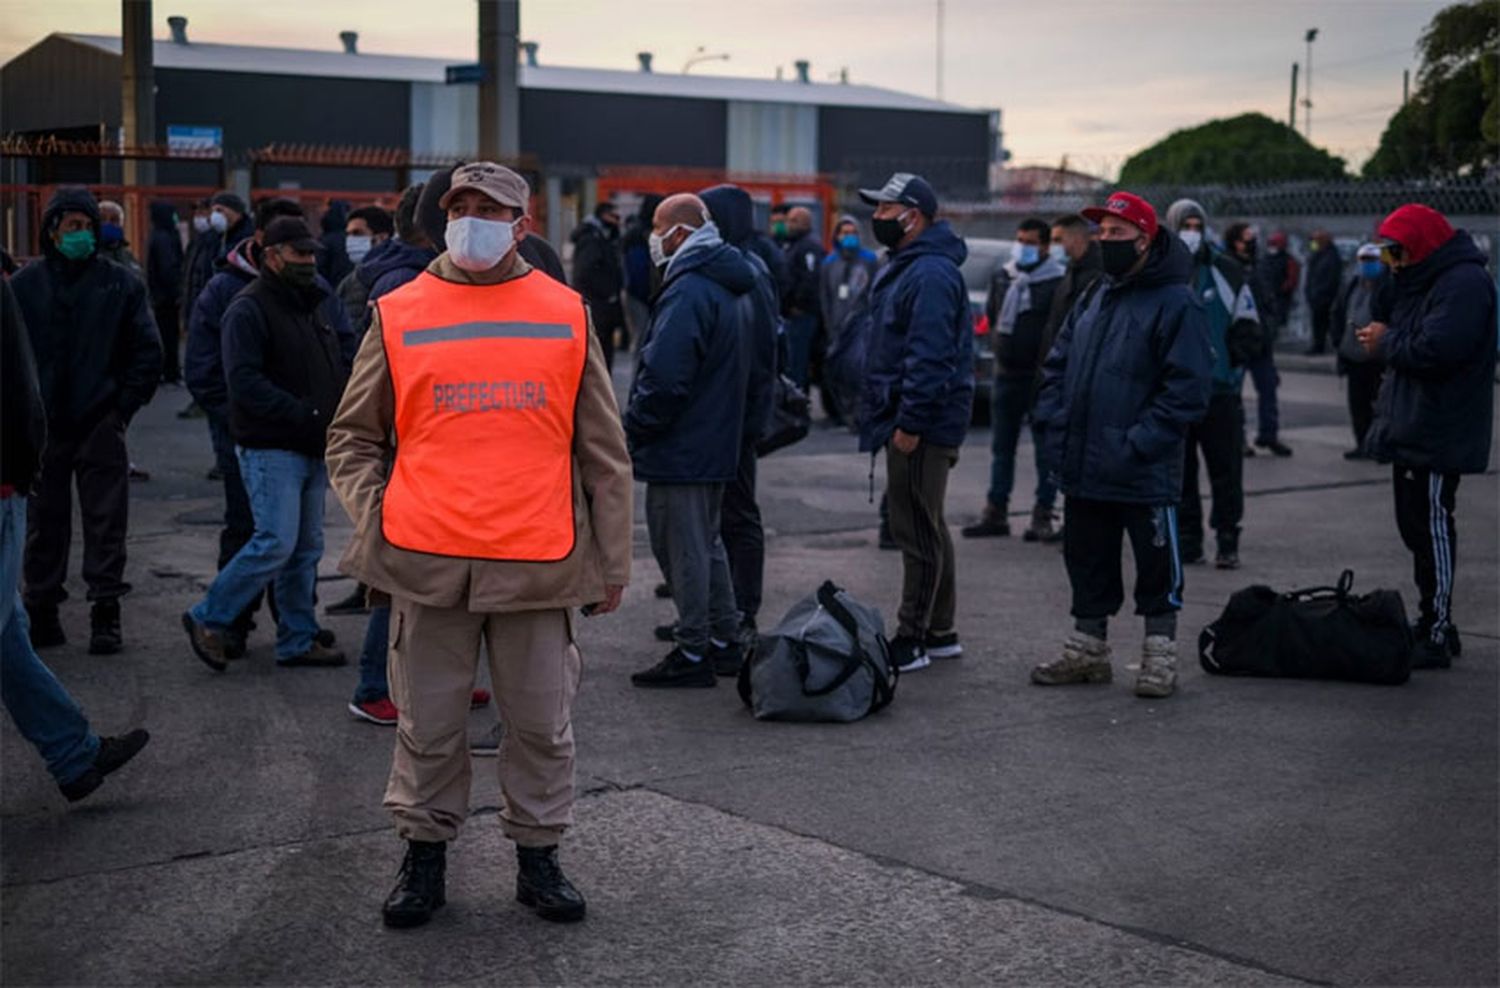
[1284,569,1356,603]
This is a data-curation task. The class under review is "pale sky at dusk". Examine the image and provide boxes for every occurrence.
[1,0,1445,175]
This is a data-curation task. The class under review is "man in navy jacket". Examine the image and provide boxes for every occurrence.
[1032,192,1211,699]
[857,173,974,674]
[1360,204,1496,670]
[626,193,754,689]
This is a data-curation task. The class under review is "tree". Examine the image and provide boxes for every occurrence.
[1118,113,1348,185]
[1364,0,1499,177]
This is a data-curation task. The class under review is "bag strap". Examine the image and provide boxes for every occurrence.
[815,581,896,712]
[1284,569,1356,603]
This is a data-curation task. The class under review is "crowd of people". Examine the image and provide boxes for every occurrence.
[0,161,1493,927]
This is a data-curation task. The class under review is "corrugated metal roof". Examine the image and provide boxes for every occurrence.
[60,34,976,114]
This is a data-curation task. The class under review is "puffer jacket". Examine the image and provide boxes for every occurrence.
[1366,229,1496,474]
[10,186,162,436]
[1033,229,1212,505]
[625,230,755,482]
[858,221,974,452]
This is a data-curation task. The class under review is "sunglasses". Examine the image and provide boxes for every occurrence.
[1380,242,1405,265]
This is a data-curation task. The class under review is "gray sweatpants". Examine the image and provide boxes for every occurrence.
[646,482,739,655]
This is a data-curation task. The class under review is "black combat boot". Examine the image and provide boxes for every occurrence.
[27,604,66,648]
[515,845,586,922]
[382,840,447,928]
[89,599,123,655]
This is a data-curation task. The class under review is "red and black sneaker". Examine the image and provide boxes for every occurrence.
[348,698,398,726]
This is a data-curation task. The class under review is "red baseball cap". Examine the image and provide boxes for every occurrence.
[1082,192,1159,240]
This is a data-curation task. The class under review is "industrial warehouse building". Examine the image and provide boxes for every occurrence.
[1,21,1000,198]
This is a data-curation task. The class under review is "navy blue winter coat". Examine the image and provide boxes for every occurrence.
[702,184,778,445]
[625,237,755,483]
[185,240,354,421]
[1366,230,1496,474]
[1034,229,1212,505]
[858,222,974,452]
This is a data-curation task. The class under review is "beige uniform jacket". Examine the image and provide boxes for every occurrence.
[325,252,634,613]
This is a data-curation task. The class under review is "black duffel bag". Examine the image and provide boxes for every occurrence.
[756,373,811,457]
[1198,570,1413,685]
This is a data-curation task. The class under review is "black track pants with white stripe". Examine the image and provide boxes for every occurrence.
[1392,465,1460,642]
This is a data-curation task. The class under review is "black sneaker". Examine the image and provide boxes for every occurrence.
[889,635,930,673]
[654,581,673,599]
[654,623,676,643]
[1411,638,1451,670]
[324,584,370,616]
[1214,550,1241,570]
[315,627,338,648]
[58,728,150,802]
[1342,448,1369,461]
[630,648,715,688]
[924,630,963,660]
[1255,438,1293,457]
[516,845,586,923]
[383,840,447,929]
[88,599,123,655]
[279,642,347,668]
[708,639,745,678]
[27,604,66,649]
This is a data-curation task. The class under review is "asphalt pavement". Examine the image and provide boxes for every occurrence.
[3,367,1496,986]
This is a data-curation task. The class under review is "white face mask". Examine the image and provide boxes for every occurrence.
[345,235,373,264]
[192,215,210,234]
[1179,229,1203,254]
[1048,243,1067,263]
[209,211,229,233]
[445,216,516,272]
[648,224,690,268]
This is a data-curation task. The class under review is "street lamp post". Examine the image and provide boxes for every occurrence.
[1303,27,1319,141]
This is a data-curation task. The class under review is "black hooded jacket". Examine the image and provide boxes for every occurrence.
[701,184,778,444]
[147,201,184,306]
[10,187,162,436]
[1,279,46,493]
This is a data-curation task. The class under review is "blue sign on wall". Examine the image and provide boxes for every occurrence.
[167,125,223,154]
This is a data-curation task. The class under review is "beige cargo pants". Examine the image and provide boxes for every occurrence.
[384,597,581,847]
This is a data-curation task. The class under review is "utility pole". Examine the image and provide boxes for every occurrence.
[1303,27,1318,141]
[1288,62,1299,132]
[121,0,155,186]
[936,0,944,100]
[478,0,520,159]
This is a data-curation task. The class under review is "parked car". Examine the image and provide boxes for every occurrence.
[959,237,1014,426]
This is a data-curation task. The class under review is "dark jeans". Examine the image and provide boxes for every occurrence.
[24,412,131,608]
[155,299,181,382]
[646,482,738,655]
[1309,305,1333,353]
[355,605,391,703]
[1244,352,1280,443]
[1180,392,1245,556]
[1393,466,1460,643]
[588,297,623,372]
[720,444,763,625]
[1064,497,1183,621]
[1343,359,1384,449]
[987,375,1057,511]
[886,442,958,639]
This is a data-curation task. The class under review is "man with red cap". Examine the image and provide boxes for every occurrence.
[1358,204,1495,669]
[1031,192,1211,699]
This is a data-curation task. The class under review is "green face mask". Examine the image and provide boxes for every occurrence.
[57,229,96,260]
[278,261,318,289]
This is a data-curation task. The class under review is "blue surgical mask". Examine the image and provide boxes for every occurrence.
[1359,260,1385,280]
[839,233,860,251]
[100,222,124,246]
[1016,244,1040,266]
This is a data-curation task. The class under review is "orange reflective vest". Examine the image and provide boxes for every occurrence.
[377,269,589,562]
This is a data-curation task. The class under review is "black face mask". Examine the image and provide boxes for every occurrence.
[872,216,907,249]
[1099,238,1143,279]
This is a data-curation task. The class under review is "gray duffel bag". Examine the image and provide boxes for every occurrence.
[737,580,897,722]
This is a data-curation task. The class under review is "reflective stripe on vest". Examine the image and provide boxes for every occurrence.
[378,270,588,562]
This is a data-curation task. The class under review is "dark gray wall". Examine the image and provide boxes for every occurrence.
[1,36,120,133]
[154,68,410,189]
[521,89,726,170]
[818,106,990,198]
